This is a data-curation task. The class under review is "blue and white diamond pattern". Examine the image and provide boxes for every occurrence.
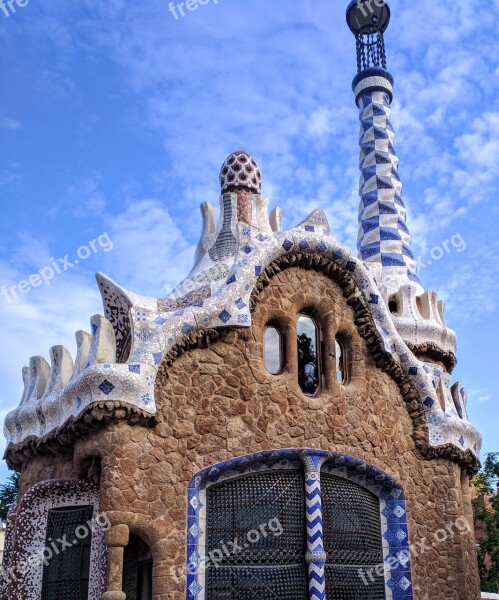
[188,580,202,596]
[98,380,115,395]
[388,572,412,593]
[396,550,410,568]
[357,90,421,291]
[304,457,326,600]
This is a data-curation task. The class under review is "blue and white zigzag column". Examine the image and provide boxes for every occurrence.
[353,67,423,295]
[301,453,327,600]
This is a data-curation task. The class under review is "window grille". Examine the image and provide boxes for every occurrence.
[41,505,93,600]
[207,565,308,600]
[205,468,387,600]
[206,470,307,599]
[322,474,385,599]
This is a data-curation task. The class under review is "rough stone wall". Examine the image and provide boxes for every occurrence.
[18,452,76,497]
[14,266,480,600]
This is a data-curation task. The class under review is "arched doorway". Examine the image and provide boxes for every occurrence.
[122,533,153,600]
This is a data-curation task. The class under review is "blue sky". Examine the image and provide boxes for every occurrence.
[0,0,497,480]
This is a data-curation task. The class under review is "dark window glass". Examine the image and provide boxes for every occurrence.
[264,326,282,374]
[41,505,93,600]
[388,299,399,315]
[206,471,307,600]
[297,315,320,395]
[322,473,385,599]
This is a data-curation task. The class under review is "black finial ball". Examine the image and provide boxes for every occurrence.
[346,0,391,36]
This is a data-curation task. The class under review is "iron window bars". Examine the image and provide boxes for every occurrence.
[205,465,385,599]
[41,505,93,600]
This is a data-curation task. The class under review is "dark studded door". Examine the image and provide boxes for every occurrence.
[322,474,385,599]
[41,505,93,600]
[206,470,308,600]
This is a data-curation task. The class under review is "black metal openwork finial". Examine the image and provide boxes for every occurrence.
[346,1,391,72]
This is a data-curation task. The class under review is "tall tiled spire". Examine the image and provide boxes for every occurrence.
[347,1,423,294]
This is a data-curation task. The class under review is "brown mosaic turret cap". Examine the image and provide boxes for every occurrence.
[219,150,261,194]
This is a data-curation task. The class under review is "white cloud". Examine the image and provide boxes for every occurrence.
[102,198,195,297]
[0,161,20,187]
[0,117,21,130]
[468,388,498,404]
[68,173,107,217]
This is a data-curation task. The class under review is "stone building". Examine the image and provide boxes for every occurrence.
[1,2,483,600]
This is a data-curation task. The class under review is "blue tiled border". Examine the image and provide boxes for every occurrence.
[186,449,413,600]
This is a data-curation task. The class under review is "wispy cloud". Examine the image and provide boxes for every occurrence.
[0,117,21,131]
[468,388,498,404]
[102,198,195,297]
[68,172,107,217]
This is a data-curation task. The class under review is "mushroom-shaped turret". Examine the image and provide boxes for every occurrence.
[219,150,261,194]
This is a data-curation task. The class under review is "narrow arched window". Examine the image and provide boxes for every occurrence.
[297,315,320,395]
[264,326,283,374]
[335,338,347,385]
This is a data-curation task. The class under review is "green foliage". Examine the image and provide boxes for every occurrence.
[472,452,499,593]
[0,471,19,521]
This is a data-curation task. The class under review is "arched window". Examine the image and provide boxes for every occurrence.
[264,325,283,374]
[188,450,413,600]
[297,315,320,395]
[335,338,347,385]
